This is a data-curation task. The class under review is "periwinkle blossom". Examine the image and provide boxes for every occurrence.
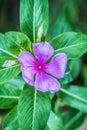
[18,42,67,93]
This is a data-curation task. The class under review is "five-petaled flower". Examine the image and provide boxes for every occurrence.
[18,42,67,93]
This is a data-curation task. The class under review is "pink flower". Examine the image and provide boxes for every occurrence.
[18,42,67,93]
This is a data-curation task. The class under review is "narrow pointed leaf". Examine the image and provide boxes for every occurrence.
[50,32,87,59]
[20,0,49,42]
[60,85,87,112]
[18,85,51,130]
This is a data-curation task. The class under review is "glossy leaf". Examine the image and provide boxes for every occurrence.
[20,0,49,42]
[18,85,51,130]
[50,32,87,59]
[0,82,21,109]
[60,85,87,112]
[69,58,81,79]
[9,75,25,90]
[0,63,21,84]
[60,58,81,85]
[0,33,16,58]
[59,66,73,85]
[4,31,32,55]
[3,106,20,130]
[63,109,85,130]
[45,111,64,130]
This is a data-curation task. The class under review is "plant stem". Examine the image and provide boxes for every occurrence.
[0,95,19,99]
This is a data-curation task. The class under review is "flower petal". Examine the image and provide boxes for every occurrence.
[21,66,36,86]
[34,73,60,93]
[18,51,36,67]
[33,42,54,63]
[45,53,67,78]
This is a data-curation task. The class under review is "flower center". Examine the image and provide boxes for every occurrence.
[37,64,43,70]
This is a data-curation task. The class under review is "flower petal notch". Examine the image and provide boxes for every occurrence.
[18,42,67,93]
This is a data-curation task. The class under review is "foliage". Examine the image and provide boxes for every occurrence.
[0,0,87,130]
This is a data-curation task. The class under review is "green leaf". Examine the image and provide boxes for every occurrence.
[0,32,30,84]
[0,33,5,51]
[3,106,20,130]
[4,31,32,56]
[20,0,49,42]
[50,11,73,39]
[18,85,51,130]
[50,32,87,59]
[63,110,84,130]
[60,58,81,85]
[0,82,21,109]
[45,111,64,130]
[69,58,81,79]
[59,66,73,85]
[0,57,14,68]
[83,65,87,86]
[0,33,16,58]
[60,85,87,112]
[9,75,25,90]
[0,63,21,84]
[59,70,73,85]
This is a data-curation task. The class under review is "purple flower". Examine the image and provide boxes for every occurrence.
[18,42,67,93]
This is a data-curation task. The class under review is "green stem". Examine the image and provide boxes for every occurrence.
[64,111,83,130]
[0,95,19,99]
[60,88,87,104]
[0,48,17,58]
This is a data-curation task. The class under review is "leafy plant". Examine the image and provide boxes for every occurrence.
[0,0,87,130]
